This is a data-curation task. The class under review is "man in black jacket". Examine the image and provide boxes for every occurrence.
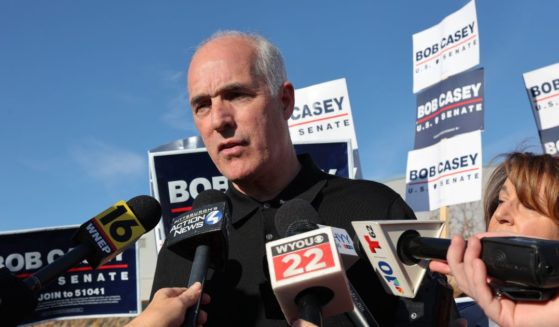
[151,30,454,326]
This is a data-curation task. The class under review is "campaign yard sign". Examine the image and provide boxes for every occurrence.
[413,0,479,93]
[540,126,559,156]
[149,148,223,246]
[405,130,482,211]
[415,68,484,149]
[523,62,559,155]
[290,78,362,177]
[0,226,139,325]
[148,140,354,247]
[290,78,357,148]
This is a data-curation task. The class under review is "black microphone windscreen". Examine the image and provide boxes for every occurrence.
[275,199,320,237]
[1,267,38,325]
[192,189,229,209]
[286,221,319,237]
[126,195,162,231]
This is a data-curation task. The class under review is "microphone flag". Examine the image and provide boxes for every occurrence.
[351,220,444,298]
[266,226,353,323]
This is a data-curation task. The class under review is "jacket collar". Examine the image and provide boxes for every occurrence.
[226,154,327,225]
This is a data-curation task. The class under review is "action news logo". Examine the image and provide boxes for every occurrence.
[270,233,335,281]
[204,210,222,225]
[169,206,222,237]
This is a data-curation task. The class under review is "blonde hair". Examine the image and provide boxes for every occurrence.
[484,152,559,228]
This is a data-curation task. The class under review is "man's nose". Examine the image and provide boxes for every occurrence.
[210,99,235,132]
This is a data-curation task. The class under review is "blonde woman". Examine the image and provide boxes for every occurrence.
[430,152,559,327]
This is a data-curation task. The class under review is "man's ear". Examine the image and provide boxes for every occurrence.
[279,81,295,120]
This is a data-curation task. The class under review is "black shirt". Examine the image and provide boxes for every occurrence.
[151,155,443,326]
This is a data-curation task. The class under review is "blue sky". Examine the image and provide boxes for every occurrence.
[1,1,557,231]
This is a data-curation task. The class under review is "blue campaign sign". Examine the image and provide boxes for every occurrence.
[149,149,224,236]
[540,126,559,155]
[294,141,352,178]
[0,226,139,324]
[149,140,352,237]
[414,68,484,149]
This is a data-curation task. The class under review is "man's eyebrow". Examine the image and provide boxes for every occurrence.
[190,94,208,107]
[190,82,254,107]
[219,82,254,94]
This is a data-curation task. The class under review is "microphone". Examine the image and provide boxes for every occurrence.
[397,230,559,298]
[353,220,559,302]
[397,229,450,265]
[0,267,37,327]
[352,221,466,326]
[165,189,230,327]
[1,195,161,326]
[24,195,162,292]
[266,199,353,326]
[351,220,444,298]
[284,207,378,326]
[316,225,361,269]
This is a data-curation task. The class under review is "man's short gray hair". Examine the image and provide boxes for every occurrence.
[197,30,287,96]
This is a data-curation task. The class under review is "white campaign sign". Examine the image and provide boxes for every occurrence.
[290,78,358,149]
[412,0,479,93]
[523,62,559,131]
[405,130,482,211]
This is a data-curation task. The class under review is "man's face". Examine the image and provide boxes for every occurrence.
[187,37,292,184]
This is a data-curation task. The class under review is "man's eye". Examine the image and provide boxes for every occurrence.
[194,102,210,114]
[225,92,250,101]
